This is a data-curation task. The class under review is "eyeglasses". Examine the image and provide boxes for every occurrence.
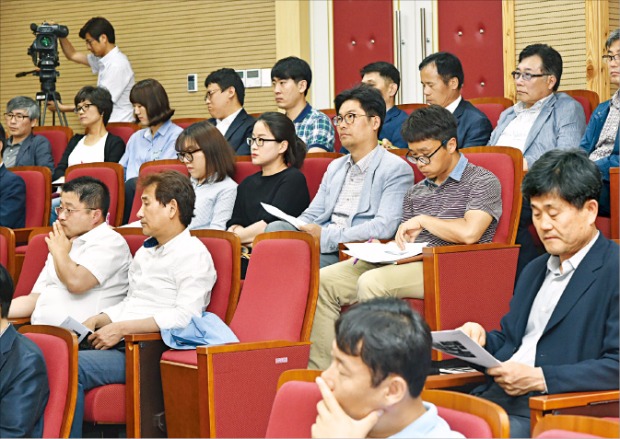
[510,71,551,81]
[3,113,30,122]
[247,137,279,147]
[332,113,374,126]
[204,89,222,102]
[406,138,449,165]
[74,103,94,113]
[602,54,620,63]
[177,149,202,163]
[55,206,94,216]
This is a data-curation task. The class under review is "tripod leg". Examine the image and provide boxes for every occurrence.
[41,95,49,126]
[51,94,69,127]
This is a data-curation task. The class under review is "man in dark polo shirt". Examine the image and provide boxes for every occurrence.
[309,105,502,370]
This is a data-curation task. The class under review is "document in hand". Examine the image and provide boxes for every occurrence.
[342,241,428,264]
[261,202,308,230]
[60,315,92,344]
[431,329,501,368]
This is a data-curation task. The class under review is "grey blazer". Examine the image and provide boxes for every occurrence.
[5,133,54,171]
[299,146,413,253]
[488,92,586,167]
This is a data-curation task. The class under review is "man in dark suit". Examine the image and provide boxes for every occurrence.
[0,263,49,438]
[0,123,26,228]
[457,149,619,438]
[419,52,492,148]
[205,68,255,155]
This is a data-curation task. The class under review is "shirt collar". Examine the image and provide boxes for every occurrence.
[445,95,462,114]
[293,102,312,124]
[514,93,553,115]
[143,228,190,254]
[98,46,120,66]
[143,119,173,141]
[73,222,111,244]
[424,153,469,187]
[546,231,599,275]
[345,145,379,172]
[217,107,242,125]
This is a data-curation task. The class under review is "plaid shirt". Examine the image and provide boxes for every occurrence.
[294,103,335,152]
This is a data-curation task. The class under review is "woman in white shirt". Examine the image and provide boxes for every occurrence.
[175,121,237,230]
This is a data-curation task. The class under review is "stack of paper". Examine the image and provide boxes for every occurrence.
[342,241,428,264]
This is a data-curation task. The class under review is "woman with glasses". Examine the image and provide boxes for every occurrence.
[175,121,237,230]
[227,112,310,276]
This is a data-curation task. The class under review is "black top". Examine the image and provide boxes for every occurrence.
[52,133,126,180]
[227,166,310,228]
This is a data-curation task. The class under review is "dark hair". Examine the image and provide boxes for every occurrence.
[74,86,114,125]
[334,84,386,135]
[130,79,175,127]
[360,61,401,90]
[140,171,195,227]
[61,176,110,219]
[419,52,464,90]
[401,105,458,147]
[336,298,432,398]
[6,96,40,120]
[519,44,563,91]
[256,112,307,168]
[79,17,115,44]
[522,149,602,209]
[175,121,235,181]
[606,28,620,50]
[271,57,312,96]
[205,68,246,106]
[0,264,15,319]
[0,123,5,155]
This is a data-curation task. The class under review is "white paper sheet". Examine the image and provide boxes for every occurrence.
[261,203,307,230]
[431,329,501,368]
[60,316,92,343]
[342,241,428,264]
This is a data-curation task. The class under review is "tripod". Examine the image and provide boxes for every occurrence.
[37,89,68,127]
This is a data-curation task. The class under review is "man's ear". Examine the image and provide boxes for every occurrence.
[383,376,409,407]
[168,199,178,219]
[98,34,108,45]
[388,82,398,99]
[547,75,557,91]
[297,79,308,95]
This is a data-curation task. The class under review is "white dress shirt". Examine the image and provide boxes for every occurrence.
[496,94,553,152]
[216,108,242,137]
[445,95,462,114]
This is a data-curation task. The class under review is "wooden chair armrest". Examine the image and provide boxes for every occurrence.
[8,317,31,326]
[196,340,311,356]
[529,390,620,412]
[424,371,485,389]
[125,332,163,343]
[13,228,34,245]
[422,242,520,255]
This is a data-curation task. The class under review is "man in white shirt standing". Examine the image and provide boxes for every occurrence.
[70,170,216,437]
[54,17,135,122]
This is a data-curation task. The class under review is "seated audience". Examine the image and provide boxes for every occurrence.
[227,112,310,276]
[0,264,49,438]
[0,123,26,228]
[458,149,619,438]
[205,68,256,155]
[312,298,463,438]
[8,177,131,325]
[71,170,216,437]
[419,52,493,148]
[2,96,54,171]
[580,28,619,217]
[119,79,183,223]
[266,84,413,268]
[271,56,335,152]
[360,61,408,149]
[175,121,237,230]
[308,105,501,370]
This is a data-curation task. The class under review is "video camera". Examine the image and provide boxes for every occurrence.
[28,22,68,74]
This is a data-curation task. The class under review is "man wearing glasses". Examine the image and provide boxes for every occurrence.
[308,105,501,370]
[8,176,132,326]
[2,96,54,171]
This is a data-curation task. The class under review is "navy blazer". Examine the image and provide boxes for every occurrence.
[482,234,619,394]
[4,133,54,171]
[0,164,26,228]
[455,99,493,148]
[209,108,255,155]
[0,325,49,437]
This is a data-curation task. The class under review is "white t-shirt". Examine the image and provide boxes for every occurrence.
[68,133,107,167]
[30,223,132,326]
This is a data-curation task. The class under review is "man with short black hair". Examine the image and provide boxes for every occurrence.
[271,56,335,152]
[312,298,462,438]
[419,52,493,148]
[204,68,255,155]
[0,122,26,228]
[360,61,408,149]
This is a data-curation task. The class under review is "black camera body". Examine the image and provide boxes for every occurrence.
[27,22,68,92]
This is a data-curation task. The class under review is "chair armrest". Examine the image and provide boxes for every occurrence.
[424,371,485,389]
[125,332,162,343]
[423,242,520,255]
[13,228,34,245]
[8,317,31,326]
[196,340,310,355]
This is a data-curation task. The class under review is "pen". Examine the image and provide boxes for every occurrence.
[353,237,374,265]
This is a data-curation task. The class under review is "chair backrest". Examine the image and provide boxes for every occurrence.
[10,166,52,227]
[33,126,74,167]
[421,389,510,438]
[19,325,78,439]
[0,226,15,281]
[230,231,319,342]
[611,167,619,240]
[469,97,514,129]
[265,380,322,438]
[387,148,425,183]
[127,159,189,223]
[397,103,428,114]
[172,117,207,129]
[14,227,52,298]
[114,227,146,256]
[65,162,125,226]
[317,109,341,153]
[106,122,140,145]
[563,89,600,124]
[533,415,619,438]
[191,229,241,324]
[233,156,261,184]
[301,153,342,200]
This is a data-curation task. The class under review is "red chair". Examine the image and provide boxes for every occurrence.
[610,167,618,241]
[0,226,15,281]
[388,148,425,183]
[533,415,619,438]
[18,324,78,439]
[172,117,207,129]
[469,97,514,129]
[126,160,189,223]
[65,162,125,226]
[318,108,341,153]
[397,103,428,114]
[233,155,261,184]
[265,380,324,438]
[301,152,342,200]
[33,126,74,167]
[161,231,320,438]
[106,122,140,145]
[563,90,600,124]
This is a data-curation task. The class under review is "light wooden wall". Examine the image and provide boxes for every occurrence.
[0,0,278,134]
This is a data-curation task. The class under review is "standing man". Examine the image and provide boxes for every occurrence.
[419,52,493,148]
[0,123,26,228]
[271,56,335,152]
[205,68,255,155]
[458,149,619,438]
[360,61,408,149]
[55,17,134,122]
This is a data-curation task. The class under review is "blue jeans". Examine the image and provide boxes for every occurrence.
[70,349,126,438]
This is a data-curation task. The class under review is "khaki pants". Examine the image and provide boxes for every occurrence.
[308,259,424,369]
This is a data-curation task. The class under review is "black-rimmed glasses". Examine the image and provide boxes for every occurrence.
[74,103,94,113]
[177,149,202,163]
[204,89,222,102]
[510,71,551,81]
[55,206,94,216]
[3,113,30,121]
[406,138,449,165]
[247,137,279,147]
[602,54,620,63]
[332,112,374,126]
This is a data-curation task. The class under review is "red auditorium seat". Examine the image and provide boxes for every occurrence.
[301,152,342,200]
[469,97,514,129]
[563,89,600,124]
[172,117,207,129]
[105,122,140,145]
[233,155,261,184]
[0,226,15,281]
[33,126,73,167]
